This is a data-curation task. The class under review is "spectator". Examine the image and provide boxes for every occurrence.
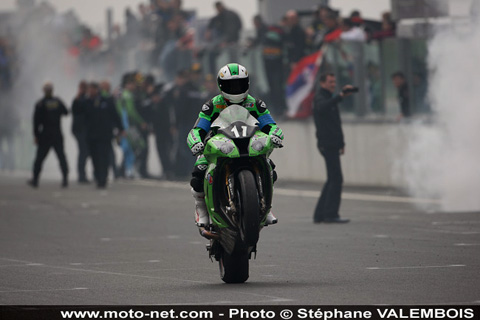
[158,13,190,81]
[138,3,153,41]
[350,10,377,40]
[84,82,124,189]
[137,74,156,178]
[306,6,329,49]
[151,83,175,180]
[100,80,121,180]
[29,83,69,188]
[366,62,382,113]
[413,72,430,114]
[284,10,306,67]
[117,74,146,179]
[205,1,242,74]
[340,18,367,42]
[391,71,411,119]
[372,12,396,40]
[259,16,286,116]
[164,69,203,178]
[125,7,140,37]
[71,80,90,183]
[171,0,191,22]
[312,73,354,224]
[322,10,342,43]
[349,10,363,27]
[248,15,268,48]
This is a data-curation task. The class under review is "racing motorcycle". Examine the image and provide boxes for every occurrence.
[200,105,281,283]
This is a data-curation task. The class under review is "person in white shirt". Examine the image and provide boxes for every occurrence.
[340,18,366,42]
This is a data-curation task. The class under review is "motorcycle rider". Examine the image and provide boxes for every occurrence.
[187,63,284,235]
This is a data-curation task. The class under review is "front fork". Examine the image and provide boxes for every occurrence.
[207,161,270,261]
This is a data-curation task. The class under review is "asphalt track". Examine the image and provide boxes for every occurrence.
[0,173,479,305]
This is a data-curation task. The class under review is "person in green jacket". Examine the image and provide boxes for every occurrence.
[116,74,146,178]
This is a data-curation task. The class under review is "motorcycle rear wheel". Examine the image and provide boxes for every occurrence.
[219,248,249,283]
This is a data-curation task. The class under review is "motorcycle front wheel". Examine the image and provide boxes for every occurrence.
[219,170,260,283]
[237,169,260,247]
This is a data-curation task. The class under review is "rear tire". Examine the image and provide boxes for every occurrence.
[237,170,260,247]
[219,249,249,283]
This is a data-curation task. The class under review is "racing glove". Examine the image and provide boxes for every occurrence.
[191,142,205,156]
[188,127,205,156]
[268,125,284,148]
[271,135,283,148]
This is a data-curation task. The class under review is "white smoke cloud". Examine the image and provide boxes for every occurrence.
[400,8,480,211]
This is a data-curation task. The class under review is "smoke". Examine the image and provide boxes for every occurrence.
[12,4,78,112]
[398,4,480,211]
[1,2,121,174]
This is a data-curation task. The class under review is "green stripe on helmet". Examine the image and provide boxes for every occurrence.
[227,63,239,76]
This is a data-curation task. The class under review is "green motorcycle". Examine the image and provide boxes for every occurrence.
[201,105,280,283]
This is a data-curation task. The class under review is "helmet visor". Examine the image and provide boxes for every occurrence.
[218,77,249,95]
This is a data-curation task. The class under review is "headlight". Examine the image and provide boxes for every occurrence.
[219,142,235,154]
[251,137,267,151]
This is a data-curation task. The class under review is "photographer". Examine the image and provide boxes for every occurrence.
[312,73,356,224]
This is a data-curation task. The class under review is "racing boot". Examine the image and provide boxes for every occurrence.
[264,211,278,226]
[191,188,209,227]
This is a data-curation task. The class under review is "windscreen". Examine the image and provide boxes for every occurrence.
[211,105,258,130]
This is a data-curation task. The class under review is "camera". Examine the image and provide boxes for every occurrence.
[342,86,359,94]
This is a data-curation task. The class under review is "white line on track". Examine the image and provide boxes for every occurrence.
[455,243,480,246]
[0,258,36,264]
[127,180,440,204]
[68,260,163,266]
[414,228,480,235]
[0,264,43,268]
[367,264,466,270]
[433,221,480,225]
[0,288,87,293]
[0,256,291,302]
[45,265,291,302]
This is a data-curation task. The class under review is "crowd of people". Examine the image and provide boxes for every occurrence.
[29,66,220,188]
[0,0,429,180]
[117,1,401,117]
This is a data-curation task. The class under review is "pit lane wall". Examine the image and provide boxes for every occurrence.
[270,118,411,188]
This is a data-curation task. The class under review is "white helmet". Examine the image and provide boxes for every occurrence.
[217,63,249,104]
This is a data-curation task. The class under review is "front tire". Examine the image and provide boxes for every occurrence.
[237,170,260,247]
[218,170,260,283]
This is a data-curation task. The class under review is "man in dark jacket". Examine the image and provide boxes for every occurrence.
[84,82,124,188]
[284,10,306,67]
[71,80,90,183]
[205,2,243,74]
[312,73,354,223]
[249,15,286,116]
[29,82,69,188]
[164,69,203,178]
[151,83,175,180]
